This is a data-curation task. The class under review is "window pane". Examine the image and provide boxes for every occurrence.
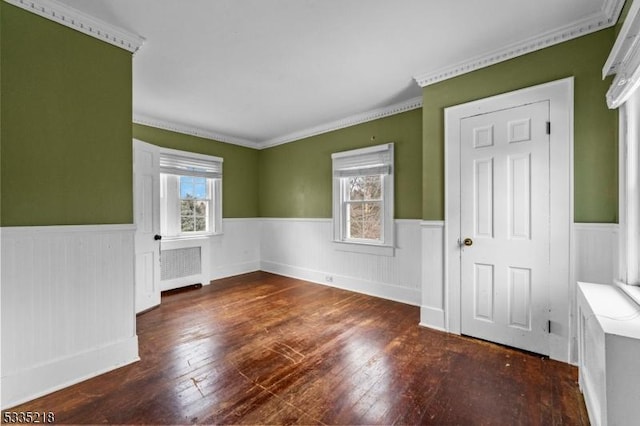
[180,199,209,233]
[347,201,382,240]
[194,182,207,198]
[349,176,365,200]
[195,216,207,232]
[195,200,207,216]
[181,216,195,232]
[180,176,207,199]
[181,200,194,216]
[348,175,382,201]
[366,175,382,199]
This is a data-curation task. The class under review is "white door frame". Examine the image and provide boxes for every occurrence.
[444,77,574,362]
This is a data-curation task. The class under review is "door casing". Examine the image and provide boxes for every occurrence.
[444,77,574,362]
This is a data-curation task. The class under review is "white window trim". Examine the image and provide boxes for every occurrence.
[603,0,640,109]
[606,1,640,293]
[159,147,223,238]
[332,143,395,256]
[616,88,640,289]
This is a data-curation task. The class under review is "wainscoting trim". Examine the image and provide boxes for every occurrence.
[1,224,138,409]
[259,218,422,306]
[420,220,446,331]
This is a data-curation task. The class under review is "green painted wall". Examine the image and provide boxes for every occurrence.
[422,29,618,222]
[1,1,620,225]
[258,109,422,219]
[133,124,259,218]
[1,2,133,226]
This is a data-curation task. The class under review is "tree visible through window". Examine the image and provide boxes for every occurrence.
[179,176,210,233]
[346,175,383,240]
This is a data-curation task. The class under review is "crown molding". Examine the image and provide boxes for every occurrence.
[260,96,423,149]
[134,96,423,150]
[601,0,626,22]
[4,0,145,53]
[413,0,625,88]
[133,114,262,149]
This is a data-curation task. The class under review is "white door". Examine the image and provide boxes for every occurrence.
[133,140,161,313]
[460,101,550,355]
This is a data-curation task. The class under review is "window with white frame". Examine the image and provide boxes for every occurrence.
[604,0,640,290]
[332,143,394,254]
[159,152,222,237]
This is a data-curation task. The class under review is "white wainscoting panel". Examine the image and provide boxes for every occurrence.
[260,219,421,305]
[574,223,619,285]
[420,221,446,330]
[209,219,261,281]
[1,225,139,409]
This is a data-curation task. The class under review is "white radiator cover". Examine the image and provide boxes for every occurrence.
[161,247,202,280]
[577,282,640,426]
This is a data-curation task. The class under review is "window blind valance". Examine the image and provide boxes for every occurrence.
[332,143,394,177]
[159,153,223,179]
[603,0,640,109]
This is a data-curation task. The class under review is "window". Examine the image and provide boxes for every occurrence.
[159,151,222,237]
[179,176,211,233]
[344,175,383,241]
[332,143,394,255]
[604,1,640,293]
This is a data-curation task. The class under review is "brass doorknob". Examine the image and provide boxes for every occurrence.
[463,238,473,246]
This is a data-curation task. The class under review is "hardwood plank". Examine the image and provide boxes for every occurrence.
[4,271,588,425]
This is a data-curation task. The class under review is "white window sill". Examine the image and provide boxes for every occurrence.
[162,233,221,242]
[616,280,640,307]
[333,240,395,257]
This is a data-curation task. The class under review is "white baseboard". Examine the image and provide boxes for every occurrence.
[261,260,420,306]
[1,336,139,409]
[419,306,447,332]
[210,260,261,281]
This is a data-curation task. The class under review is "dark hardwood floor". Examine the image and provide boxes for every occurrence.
[7,272,589,425]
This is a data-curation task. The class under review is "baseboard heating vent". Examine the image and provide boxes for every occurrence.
[161,247,202,281]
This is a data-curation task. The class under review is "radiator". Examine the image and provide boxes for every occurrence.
[160,246,202,281]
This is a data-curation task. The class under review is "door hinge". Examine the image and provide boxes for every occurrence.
[546,121,551,135]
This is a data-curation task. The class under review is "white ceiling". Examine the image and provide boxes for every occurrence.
[56,0,616,148]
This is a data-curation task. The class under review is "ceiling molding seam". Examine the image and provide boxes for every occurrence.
[133,115,262,150]
[4,0,145,53]
[601,0,626,23]
[260,96,424,149]
[413,0,625,88]
[135,96,423,150]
